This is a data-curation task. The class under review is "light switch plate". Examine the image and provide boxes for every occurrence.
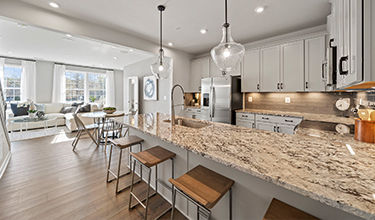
[285,97,291,104]
[248,96,253,102]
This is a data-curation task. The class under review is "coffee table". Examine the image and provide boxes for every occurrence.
[10,116,58,137]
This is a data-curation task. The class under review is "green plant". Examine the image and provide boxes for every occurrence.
[103,107,116,111]
[89,96,97,102]
[28,109,37,113]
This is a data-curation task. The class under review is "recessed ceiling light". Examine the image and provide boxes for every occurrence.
[168,42,173,46]
[200,29,208,34]
[255,6,265,14]
[113,56,118,60]
[65,34,72,38]
[49,2,60,8]
[128,49,134,52]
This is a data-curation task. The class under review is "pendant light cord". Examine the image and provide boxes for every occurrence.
[160,8,163,51]
[224,0,229,43]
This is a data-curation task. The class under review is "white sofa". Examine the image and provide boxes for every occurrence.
[6,103,100,132]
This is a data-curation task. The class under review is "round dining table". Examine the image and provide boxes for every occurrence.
[81,111,125,145]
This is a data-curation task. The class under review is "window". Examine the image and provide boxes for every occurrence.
[3,65,22,102]
[87,73,106,103]
[65,70,106,103]
[65,71,85,102]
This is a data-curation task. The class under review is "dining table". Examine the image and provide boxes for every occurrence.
[80,111,125,145]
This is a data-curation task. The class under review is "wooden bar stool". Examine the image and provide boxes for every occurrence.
[129,146,176,220]
[106,135,144,194]
[169,165,234,220]
[263,198,319,220]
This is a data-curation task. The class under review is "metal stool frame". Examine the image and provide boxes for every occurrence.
[129,156,175,220]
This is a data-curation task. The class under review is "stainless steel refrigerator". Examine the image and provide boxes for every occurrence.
[200,76,242,124]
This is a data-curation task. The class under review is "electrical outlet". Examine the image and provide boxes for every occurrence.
[359,98,363,105]
[248,96,253,102]
[285,97,291,104]
[163,96,167,101]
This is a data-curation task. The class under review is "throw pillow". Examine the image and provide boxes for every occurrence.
[34,103,45,112]
[77,104,91,113]
[71,102,84,107]
[11,103,29,117]
[60,106,77,114]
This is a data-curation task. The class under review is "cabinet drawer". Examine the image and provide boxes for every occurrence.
[274,116,302,126]
[236,119,255,128]
[255,114,279,123]
[236,113,255,121]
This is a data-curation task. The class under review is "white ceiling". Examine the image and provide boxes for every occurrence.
[18,0,331,55]
[0,18,153,70]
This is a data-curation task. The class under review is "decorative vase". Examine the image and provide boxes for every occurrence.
[29,112,37,119]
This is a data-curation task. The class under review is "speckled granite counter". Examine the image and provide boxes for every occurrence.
[115,113,375,219]
[236,109,354,125]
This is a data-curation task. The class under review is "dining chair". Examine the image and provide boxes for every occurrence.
[72,113,99,151]
[102,113,127,151]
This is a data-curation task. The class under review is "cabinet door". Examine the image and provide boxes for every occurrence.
[242,49,260,92]
[209,57,223,77]
[190,57,209,92]
[304,36,327,91]
[281,40,305,92]
[260,46,280,92]
[277,124,296,135]
[256,122,277,132]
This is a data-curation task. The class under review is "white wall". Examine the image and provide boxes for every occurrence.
[123,57,171,114]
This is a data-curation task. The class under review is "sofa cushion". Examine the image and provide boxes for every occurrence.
[77,104,91,113]
[44,103,65,114]
[11,103,29,116]
[71,102,84,107]
[60,106,77,114]
[45,113,65,119]
[34,103,45,112]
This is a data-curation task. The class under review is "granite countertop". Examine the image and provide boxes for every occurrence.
[236,109,354,125]
[115,113,375,219]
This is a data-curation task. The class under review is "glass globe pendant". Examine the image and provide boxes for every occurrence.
[211,0,245,76]
[150,5,170,79]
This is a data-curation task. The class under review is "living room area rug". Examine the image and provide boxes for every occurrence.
[9,126,70,142]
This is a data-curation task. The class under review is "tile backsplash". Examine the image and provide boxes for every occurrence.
[244,92,365,116]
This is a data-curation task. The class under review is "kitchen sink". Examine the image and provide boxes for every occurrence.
[163,118,209,129]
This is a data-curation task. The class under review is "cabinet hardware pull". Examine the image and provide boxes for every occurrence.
[285,119,293,123]
[277,126,280,132]
[257,84,260,90]
[280,83,283,90]
[273,126,276,132]
[322,62,325,79]
[305,82,308,89]
[262,117,269,120]
[339,56,349,75]
[277,83,280,89]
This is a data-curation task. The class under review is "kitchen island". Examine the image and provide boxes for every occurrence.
[115,113,375,220]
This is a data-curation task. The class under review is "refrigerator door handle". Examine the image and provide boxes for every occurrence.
[212,87,215,118]
[209,86,213,118]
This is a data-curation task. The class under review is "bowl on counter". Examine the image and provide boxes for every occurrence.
[103,107,116,114]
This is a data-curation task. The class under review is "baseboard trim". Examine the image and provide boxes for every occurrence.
[0,152,11,179]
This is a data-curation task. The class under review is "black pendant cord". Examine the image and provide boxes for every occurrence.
[224,0,229,43]
[159,7,163,64]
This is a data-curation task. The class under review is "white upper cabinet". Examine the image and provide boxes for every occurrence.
[190,57,209,92]
[260,45,280,92]
[242,49,260,92]
[305,36,327,91]
[281,40,305,92]
[209,57,223,77]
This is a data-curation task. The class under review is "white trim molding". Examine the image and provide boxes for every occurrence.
[0,151,11,179]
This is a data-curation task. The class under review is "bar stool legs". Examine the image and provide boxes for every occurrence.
[106,142,143,194]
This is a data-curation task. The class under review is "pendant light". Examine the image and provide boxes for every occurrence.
[211,0,245,76]
[151,5,170,79]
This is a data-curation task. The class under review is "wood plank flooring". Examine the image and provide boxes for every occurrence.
[0,131,186,220]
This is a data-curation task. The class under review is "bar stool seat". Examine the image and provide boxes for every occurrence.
[110,135,143,148]
[129,146,176,220]
[263,199,319,220]
[169,165,234,220]
[106,135,144,194]
[131,146,176,167]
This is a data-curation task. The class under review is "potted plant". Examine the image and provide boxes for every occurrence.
[103,107,116,114]
[89,96,97,103]
[28,109,37,119]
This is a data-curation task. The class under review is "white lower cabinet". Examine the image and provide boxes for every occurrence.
[255,114,302,134]
[236,113,255,128]
[256,122,276,132]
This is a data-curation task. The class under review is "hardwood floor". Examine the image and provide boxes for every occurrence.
[0,131,186,220]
